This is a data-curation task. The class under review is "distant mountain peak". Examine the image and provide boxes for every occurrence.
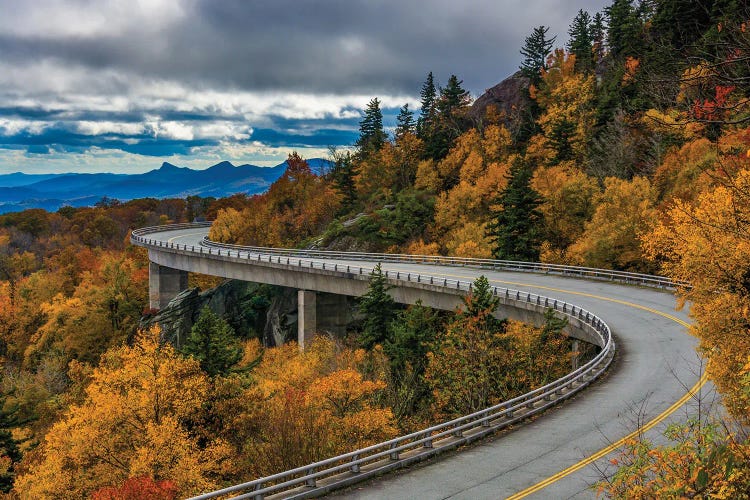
[159,162,184,171]
[209,160,236,170]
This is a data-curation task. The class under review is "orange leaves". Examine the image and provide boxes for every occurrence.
[644,167,750,420]
[601,422,750,499]
[239,337,397,476]
[14,326,233,498]
[210,153,342,247]
[91,476,178,500]
[568,176,657,272]
[622,56,640,84]
[692,85,737,121]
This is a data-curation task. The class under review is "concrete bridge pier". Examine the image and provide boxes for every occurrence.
[149,262,188,310]
[298,290,317,350]
[297,291,352,350]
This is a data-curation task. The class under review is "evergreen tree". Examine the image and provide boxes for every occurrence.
[395,103,415,140]
[384,300,439,378]
[0,393,22,493]
[487,157,544,262]
[463,275,500,317]
[425,75,472,162]
[590,12,607,62]
[358,263,397,350]
[547,119,577,164]
[182,306,242,377]
[356,97,387,157]
[605,0,642,58]
[519,26,556,83]
[416,72,437,138]
[437,75,471,116]
[567,10,593,73]
[327,147,357,210]
[540,308,568,344]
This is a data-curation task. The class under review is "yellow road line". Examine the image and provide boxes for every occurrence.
[389,268,705,497]
[507,372,709,500]
[419,270,689,327]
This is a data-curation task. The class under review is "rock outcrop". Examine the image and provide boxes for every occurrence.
[469,71,531,135]
[141,280,275,347]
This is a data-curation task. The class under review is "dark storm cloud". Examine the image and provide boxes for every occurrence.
[0,0,611,172]
[0,0,611,96]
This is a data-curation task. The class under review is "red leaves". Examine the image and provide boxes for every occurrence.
[92,476,178,500]
[692,85,736,120]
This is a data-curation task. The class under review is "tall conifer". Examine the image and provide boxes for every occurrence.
[520,26,556,83]
[487,157,544,262]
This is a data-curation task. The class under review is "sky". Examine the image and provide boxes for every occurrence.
[0,0,610,174]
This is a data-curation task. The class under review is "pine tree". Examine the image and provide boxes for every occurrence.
[182,306,242,377]
[416,72,437,138]
[356,97,387,157]
[0,393,22,493]
[463,276,500,321]
[519,26,556,83]
[328,147,356,210]
[605,0,642,58]
[425,75,472,162]
[591,12,607,62]
[395,103,415,140]
[384,300,439,378]
[487,157,544,262]
[437,75,471,116]
[358,263,397,350]
[567,10,593,73]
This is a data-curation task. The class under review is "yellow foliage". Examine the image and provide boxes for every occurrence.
[532,164,600,253]
[433,158,511,251]
[568,177,657,272]
[210,154,342,247]
[643,168,750,419]
[405,239,440,256]
[444,222,493,258]
[652,138,717,203]
[14,326,232,498]
[238,337,397,476]
[414,159,440,191]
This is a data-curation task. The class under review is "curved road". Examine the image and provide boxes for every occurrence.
[142,226,709,499]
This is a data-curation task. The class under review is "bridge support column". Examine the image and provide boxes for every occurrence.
[149,262,188,310]
[298,290,317,350]
[572,340,581,370]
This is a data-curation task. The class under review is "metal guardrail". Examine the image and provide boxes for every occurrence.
[131,222,685,290]
[129,223,624,499]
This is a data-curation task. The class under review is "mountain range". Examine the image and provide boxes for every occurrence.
[0,158,330,214]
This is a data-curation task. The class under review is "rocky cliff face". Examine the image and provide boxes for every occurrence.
[469,71,531,136]
[140,280,287,347]
[141,280,359,348]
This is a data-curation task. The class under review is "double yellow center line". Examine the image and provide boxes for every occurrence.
[427,272,705,499]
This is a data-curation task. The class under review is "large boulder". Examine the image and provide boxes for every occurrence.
[469,71,531,135]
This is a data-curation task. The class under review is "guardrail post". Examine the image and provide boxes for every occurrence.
[350,454,361,473]
[389,443,399,460]
[423,433,433,448]
[305,467,316,487]
[254,482,264,500]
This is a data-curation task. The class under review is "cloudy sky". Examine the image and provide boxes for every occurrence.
[0,0,609,174]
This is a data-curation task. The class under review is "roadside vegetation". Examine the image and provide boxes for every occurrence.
[2,0,750,496]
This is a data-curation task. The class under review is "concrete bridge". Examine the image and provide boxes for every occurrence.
[131,223,706,499]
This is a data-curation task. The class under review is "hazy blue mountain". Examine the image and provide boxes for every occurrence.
[0,158,328,214]
[0,172,60,187]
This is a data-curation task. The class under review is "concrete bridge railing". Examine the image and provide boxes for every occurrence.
[128,223,632,499]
